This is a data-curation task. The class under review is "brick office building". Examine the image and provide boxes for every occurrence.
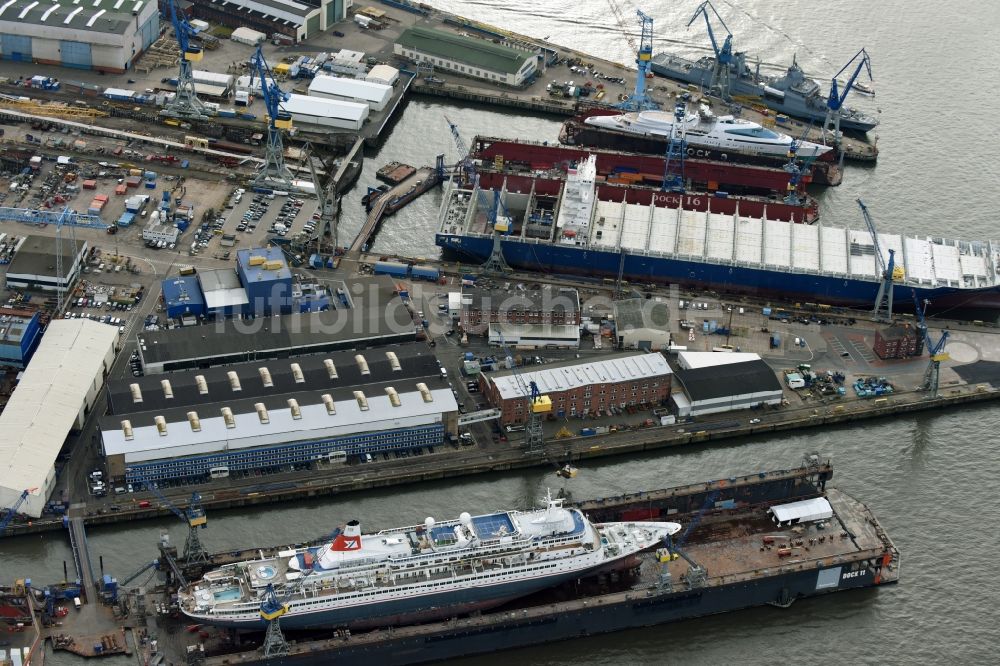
[481,353,671,425]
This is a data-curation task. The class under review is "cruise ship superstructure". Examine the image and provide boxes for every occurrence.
[179,494,680,630]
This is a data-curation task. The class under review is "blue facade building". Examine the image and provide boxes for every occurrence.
[162,276,207,320]
[100,344,459,484]
[0,309,43,368]
[237,248,293,316]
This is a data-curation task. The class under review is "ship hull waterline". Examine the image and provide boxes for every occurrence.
[436,234,1000,313]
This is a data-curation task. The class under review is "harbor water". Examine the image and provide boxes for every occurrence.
[4,0,1000,663]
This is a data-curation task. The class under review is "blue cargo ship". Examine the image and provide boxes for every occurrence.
[435,156,1000,312]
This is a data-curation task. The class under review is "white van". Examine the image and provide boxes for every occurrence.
[73,597,82,610]
[439,367,448,380]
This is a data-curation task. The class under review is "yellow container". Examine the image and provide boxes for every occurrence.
[531,395,552,413]
[184,48,203,63]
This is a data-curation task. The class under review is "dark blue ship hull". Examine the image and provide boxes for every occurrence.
[436,233,1000,312]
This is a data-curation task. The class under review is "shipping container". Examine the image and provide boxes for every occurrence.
[410,264,440,281]
[373,261,409,278]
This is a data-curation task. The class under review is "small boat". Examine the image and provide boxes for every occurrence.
[557,464,578,479]
[853,81,875,96]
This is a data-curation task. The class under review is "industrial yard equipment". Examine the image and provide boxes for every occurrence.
[160,0,211,121]
[249,44,295,190]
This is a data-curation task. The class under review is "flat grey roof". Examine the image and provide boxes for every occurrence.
[0,0,152,35]
[466,285,580,314]
[198,268,243,293]
[6,235,85,279]
[138,276,415,367]
[109,343,439,415]
[613,298,671,331]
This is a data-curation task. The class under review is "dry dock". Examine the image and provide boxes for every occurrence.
[178,462,897,666]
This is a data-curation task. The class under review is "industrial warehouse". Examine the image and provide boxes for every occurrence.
[192,0,351,43]
[3,235,88,294]
[394,26,539,86]
[100,344,458,485]
[146,274,415,373]
[482,353,672,425]
[0,0,159,73]
[0,319,118,517]
[0,307,43,368]
[671,352,785,417]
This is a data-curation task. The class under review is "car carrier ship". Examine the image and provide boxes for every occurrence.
[186,461,899,666]
[435,154,1000,313]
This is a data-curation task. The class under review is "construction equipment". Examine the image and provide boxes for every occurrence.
[657,490,718,591]
[0,488,36,537]
[160,0,210,121]
[605,3,658,111]
[444,116,512,275]
[660,100,687,192]
[687,1,734,99]
[496,332,551,453]
[249,44,295,189]
[144,484,209,564]
[0,97,108,121]
[857,199,901,321]
[823,48,873,143]
[912,291,950,399]
[300,143,339,262]
[260,584,290,658]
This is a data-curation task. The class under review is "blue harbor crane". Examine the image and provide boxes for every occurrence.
[249,44,295,190]
[496,332,551,453]
[160,0,210,120]
[444,116,513,275]
[912,291,950,399]
[857,198,900,322]
[823,48,873,143]
[606,3,658,111]
[660,100,688,192]
[144,484,209,565]
[0,488,35,537]
[782,125,823,207]
[260,583,290,658]
[687,1,734,99]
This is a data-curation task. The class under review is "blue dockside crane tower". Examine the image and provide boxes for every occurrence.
[823,48,873,144]
[607,3,658,112]
[687,1,734,100]
[160,0,210,120]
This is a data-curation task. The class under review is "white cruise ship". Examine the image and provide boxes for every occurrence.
[179,493,680,630]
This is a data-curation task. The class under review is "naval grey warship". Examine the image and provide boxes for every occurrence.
[651,50,878,133]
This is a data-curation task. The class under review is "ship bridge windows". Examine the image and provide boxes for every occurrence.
[724,126,782,140]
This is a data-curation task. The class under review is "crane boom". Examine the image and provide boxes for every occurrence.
[160,0,209,120]
[686,1,734,98]
[823,48,872,142]
[249,45,295,189]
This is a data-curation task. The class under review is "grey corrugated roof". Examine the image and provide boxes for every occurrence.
[673,360,782,401]
[138,276,413,366]
[466,286,579,314]
[6,235,85,280]
[0,0,151,35]
[397,26,534,75]
[109,342,438,415]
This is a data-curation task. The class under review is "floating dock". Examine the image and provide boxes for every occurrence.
[183,462,898,666]
[376,161,417,185]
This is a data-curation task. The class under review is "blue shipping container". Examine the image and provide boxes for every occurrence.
[373,261,409,278]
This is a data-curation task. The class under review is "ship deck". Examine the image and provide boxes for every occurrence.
[438,180,1000,291]
[659,488,892,586]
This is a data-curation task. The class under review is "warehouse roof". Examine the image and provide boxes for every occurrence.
[237,247,291,282]
[0,309,39,347]
[0,0,154,35]
[673,359,782,402]
[397,26,535,75]
[281,93,368,122]
[162,276,205,310]
[6,235,86,280]
[100,386,457,462]
[466,285,580,314]
[490,352,670,400]
[109,343,439,414]
[677,351,762,370]
[137,276,414,368]
[613,298,671,333]
[308,75,392,103]
[0,320,118,517]
[198,268,249,310]
[203,0,315,24]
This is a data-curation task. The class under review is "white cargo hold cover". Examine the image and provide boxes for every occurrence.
[768,497,833,525]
